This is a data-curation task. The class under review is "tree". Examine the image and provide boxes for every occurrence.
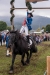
[0,21,7,31]
[41,26,46,32]
[6,26,11,31]
[46,24,50,33]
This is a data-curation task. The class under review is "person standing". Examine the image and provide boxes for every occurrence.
[0,33,2,46]
[5,32,10,56]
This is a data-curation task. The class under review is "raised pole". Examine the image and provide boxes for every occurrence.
[26,0,48,2]
[10,0,49,30]
[11,7,50,9]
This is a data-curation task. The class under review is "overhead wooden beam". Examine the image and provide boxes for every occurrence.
[11,7,50,9]
[26,0,48,2]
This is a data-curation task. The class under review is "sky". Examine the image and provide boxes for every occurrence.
[0,0,50,18]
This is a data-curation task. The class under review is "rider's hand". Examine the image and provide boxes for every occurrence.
[32,10,34,12]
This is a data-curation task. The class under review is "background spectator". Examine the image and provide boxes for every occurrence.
[0,33,2,46]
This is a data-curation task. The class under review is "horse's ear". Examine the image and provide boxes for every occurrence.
[15,30,19,33]
[15,30,19,32]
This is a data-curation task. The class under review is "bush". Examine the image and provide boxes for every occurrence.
[46,24,50,33]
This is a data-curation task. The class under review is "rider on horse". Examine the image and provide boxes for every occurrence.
[20,9,34,45]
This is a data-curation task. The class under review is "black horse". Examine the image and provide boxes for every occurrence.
[8,30,37,73]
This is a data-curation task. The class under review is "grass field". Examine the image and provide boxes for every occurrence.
[0,41,50,75]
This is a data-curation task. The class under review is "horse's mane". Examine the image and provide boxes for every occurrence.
[10,30,26,42]
[16,30,24,40]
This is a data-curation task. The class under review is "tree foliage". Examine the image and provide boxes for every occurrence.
[46,24,50,33]
[0,21,7,31]
[41,26,46,32]
[6,26,11,31]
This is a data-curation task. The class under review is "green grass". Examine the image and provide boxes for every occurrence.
[0,41,50,75]
[41,41,50,44]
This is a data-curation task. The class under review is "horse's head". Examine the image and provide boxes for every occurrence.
[8,31,17,46]
[8,30,21,46]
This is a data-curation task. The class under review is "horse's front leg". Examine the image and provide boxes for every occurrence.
[9,53,16,74]
[21,53,26,65]
[25,51,30,64]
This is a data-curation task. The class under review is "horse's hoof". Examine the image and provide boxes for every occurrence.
[9,70,14,74]
[25,62,29,65]
[25,60,29,64]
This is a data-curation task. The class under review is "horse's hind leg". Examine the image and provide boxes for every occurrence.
[9,53,16,74]
[29,50,32,59]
